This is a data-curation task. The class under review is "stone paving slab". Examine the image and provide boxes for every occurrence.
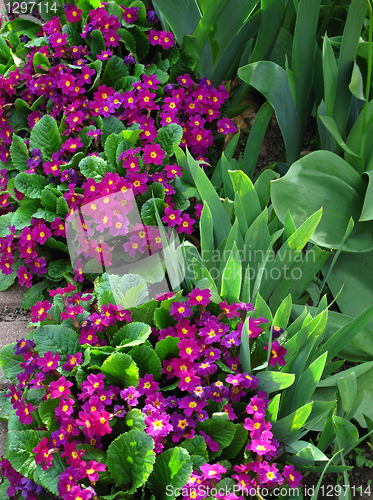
[0,283,24,308]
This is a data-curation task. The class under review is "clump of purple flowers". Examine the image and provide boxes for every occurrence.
[0,285,302,498]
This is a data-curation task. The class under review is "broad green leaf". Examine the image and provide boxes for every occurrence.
[101,352,139,387]
[48,259,70,279]
[15,172,49,199]
[288,352,328,414]
[229,169,262,227]
[187,149,231,246]
[322,35,338,117]
[0,343,23,382]
[41,188,57,211]
[157,124,183,156]
[219,424,248,461]
[128,344,162,380]
[197,419,235,459]
[239,316,251,372]
[10,134,29,171]
[273,294,292,329]
[332,0,367,134]
[33,454,67,496]
[90,29,106,57]
[291,0,321,126]
[148,447,193,500]
[271,151,373,252]
[107,430,155,492]
[0,212,14,237]
[33,325,80,366]
[8,430,49,477]
[29,115,61,158]
[102,55,129,87]
[243,103,273,178]
[220,241,242,301]
[179,435,209,462]
[111,322,151,347]
[38,399,59,430]
[12,201,40,229]
[141,198,165,225]
[200,202,214,273]
[255,371,295,393]
[333,416,359,455]
[318,115,361,157]
[105,133,123,168]
[272,402,313,442]
[102,116,125,145]
[125,409,146,431]
[314,305,373,363]
[337,372,357,413]
[155,336,179,360]
[238,61,300,164]
[79,155,111,180]
[152,0,201,46]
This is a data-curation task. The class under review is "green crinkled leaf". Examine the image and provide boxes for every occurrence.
[8,430,49,477]
[219,424,248,461]
[154,307,176,330]
[141,198,165,226]
[117,28,137,54]
[21,281,50,310]
[79,155,111,180]
[29,115,61,158]
[111,322,151,347]
[137,183,166,208]
[15,99,32,116]
[106,430,155,492]
[0,212,14,237]
[33,325,80,366]
[179,435,209,462]
[0,343,23,382]
[105,133,123,168]
[148,447,193,500]
[101,352,139,387]
[44,237,69,254]
[41,188,57,211]
[7,109,28,131]
[33,51,50,71]
[88,59,103,90]
[0,37,11,63]
[130,26,149,59]
[38,398,59,430]
[128,344,162,380]
[33,453,67,496]
[48,259,71,279]
[102,55,129,88]
[0,260,21,292]
[10,134,29,171]
[154,336,179,360]
[125,408,146,431]
[157,124,183,157]
[102,116,125,145]
[15,172,49,199]
[57,197,69,217]
[90,29,106,58]
[12,201,40,229]
[129,299,157,324]
[198,420,236,459]
[62,23,81,47]
[33,209,57,222]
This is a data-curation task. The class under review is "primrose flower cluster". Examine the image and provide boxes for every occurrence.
[0,284,302,499]
[0,0,237,292]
